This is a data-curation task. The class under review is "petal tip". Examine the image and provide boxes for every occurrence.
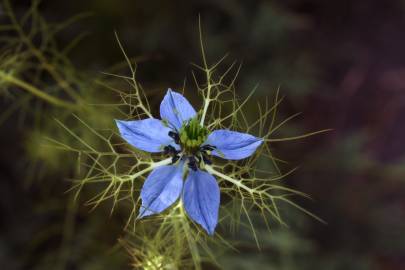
[206,225,216,235]
[200,216,217,235]
[137,207,152,219]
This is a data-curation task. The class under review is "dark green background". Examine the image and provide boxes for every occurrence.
[2,0,405,269]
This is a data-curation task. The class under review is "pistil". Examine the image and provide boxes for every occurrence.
[179,118,208,154]
[165,118,216,170]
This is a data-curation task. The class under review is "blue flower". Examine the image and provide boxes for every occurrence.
[116,89,263,235]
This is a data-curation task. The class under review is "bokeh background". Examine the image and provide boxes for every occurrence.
[1,0,405,269]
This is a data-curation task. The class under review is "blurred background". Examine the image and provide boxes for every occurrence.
[1,0,405,269]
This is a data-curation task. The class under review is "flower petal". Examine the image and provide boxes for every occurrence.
[183,170,220,235]
[116,118,177,153]
[139,165,184,218]
[160,88,197,130]
[204,129,263,160]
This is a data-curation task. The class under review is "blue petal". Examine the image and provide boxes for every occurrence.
[160,88,197,130]
[116,118,177,153]
[204,129,263,160]
[183,170,220,235]
[139,165,184,218]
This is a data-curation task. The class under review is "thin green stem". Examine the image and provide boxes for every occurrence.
[205,165,253,194]
[3,0,82,102]
[129,158,172,181]
[266,129,332,142]
[198,17,212,126]
[0,71,77,110]
[199,70,211,126]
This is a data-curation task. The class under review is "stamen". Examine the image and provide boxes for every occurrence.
[164,145,181,164]
[163,145,177,155]
[200,144,216,152]
[171,155,180,164]
[168,131,180,144]
[201,152,212,165]
[187,156,198,171]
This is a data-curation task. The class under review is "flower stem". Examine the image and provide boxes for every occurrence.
[265,129,333,142]
[129,157,172,181]
[199,69,212,126]
[198,16,212,127]
[0,71,77,110]
[4,0,82,102]
[205,165,253,194]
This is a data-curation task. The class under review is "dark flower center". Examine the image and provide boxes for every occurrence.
[165,118,215,171]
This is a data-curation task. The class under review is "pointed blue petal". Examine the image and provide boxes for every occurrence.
[116,118,177,153]
[160,88,197,130]
[139,165,184,217]
[183,170,220,235]
[204,129,263,160]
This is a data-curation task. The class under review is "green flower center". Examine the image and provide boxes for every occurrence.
[179,118,208,153]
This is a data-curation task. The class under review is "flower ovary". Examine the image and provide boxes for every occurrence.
[179,118,208,153]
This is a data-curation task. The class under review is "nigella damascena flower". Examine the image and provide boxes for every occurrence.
[115,89,263,235]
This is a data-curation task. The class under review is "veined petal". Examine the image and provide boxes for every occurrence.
[183,170,220,235]
[204,129,263,160]
[116,118,176,153]
[139,165,184,218]
[160,88,197,130]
